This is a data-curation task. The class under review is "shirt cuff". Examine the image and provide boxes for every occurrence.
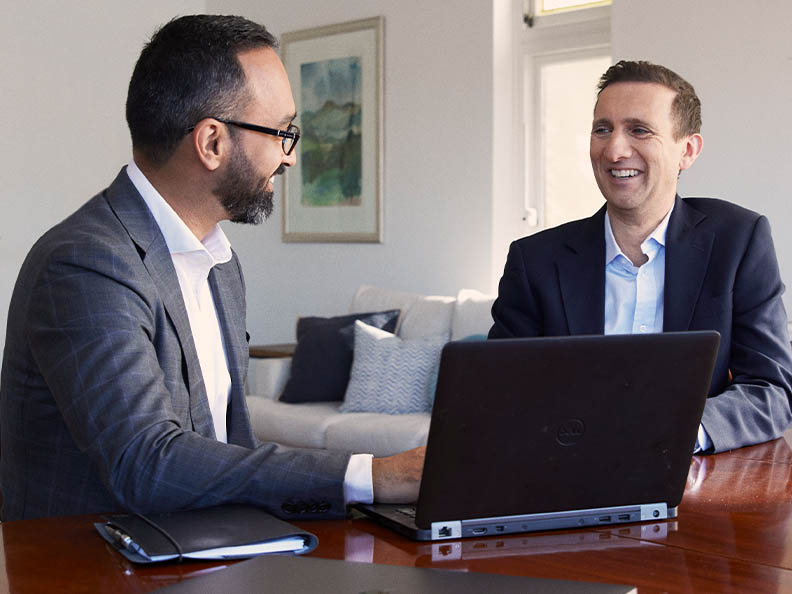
[694,423,712,454]
[344,453,374,504]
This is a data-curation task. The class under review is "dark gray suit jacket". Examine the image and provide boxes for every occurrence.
[0,168,350,521]
[489,197,792,453]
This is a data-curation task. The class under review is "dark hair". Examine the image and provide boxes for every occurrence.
[597,60,701,139]
[126,14,278,166]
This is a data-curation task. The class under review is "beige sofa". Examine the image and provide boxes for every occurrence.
[245,285,495,457]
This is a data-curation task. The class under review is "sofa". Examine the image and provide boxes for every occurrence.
[245,285,496,457]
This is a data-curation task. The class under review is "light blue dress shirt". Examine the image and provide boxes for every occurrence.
[603,209,712,452]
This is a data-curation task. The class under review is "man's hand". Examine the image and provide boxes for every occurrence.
[371,446,426,503]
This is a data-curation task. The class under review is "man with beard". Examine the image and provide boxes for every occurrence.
[0,15,423,521]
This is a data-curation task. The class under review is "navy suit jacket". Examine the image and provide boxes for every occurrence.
[490,197,792,453]
[0,168,350,521]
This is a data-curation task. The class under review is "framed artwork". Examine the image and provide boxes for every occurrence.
[281,17,384,243]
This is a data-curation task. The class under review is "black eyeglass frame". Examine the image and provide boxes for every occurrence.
[187,118,301,155]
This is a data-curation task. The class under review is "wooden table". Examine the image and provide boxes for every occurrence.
[2,434,791,593]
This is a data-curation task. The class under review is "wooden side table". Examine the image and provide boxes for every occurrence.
[249,343,296,359]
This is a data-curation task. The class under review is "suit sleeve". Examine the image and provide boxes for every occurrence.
[489,241,543,339]
[27,242,351,519]
[701,215,792,452]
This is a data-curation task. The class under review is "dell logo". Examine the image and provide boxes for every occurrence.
[556,419,585,446]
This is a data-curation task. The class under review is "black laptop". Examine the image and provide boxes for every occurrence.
[356,331,720,540]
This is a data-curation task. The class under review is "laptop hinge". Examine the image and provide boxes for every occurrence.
[431,520,462,540]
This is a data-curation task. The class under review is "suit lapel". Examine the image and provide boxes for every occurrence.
[104,168,215,438]
[557,207,607,335]
[664,196,714,331]
[209,261,255,447]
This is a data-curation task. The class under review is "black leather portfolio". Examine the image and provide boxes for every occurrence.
[95,503,318,564]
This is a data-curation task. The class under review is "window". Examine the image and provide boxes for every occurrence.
[524,0,611,27]
[522,0,611,229]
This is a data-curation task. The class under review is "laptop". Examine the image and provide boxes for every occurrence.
[355,331,720,541]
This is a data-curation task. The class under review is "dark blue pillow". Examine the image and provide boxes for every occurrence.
[279,310,400,403]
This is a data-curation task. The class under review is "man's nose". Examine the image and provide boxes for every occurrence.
[603,131,632,161]
[282,147,297,168]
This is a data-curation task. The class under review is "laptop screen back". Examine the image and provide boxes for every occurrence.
[415,331,719,529]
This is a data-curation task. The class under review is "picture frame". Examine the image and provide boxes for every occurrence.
[281,17,384,243]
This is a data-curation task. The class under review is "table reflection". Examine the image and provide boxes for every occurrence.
[342,520,678,566]
[686,439,792,507]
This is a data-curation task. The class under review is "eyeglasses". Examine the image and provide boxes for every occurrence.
[187,118,301,155]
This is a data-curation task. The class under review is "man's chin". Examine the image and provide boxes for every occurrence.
[227,193,274,225]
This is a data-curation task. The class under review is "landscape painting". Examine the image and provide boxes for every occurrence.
[300,57,362,207]
[281,17,383,243]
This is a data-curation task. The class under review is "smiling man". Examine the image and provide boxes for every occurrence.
[490,60,792,453]
[0,15,423,522]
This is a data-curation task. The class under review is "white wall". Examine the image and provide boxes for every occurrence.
[2,0,791,352]
[207,0,496,343]
[612,0,792,314]
[0,0,205,351]
[0,1,497,349]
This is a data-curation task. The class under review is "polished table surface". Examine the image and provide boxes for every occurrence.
[2,434,791,593]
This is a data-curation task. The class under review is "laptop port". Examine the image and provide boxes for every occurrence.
[472,527,487,535]
[495,525,505,532]
[598,515,612,523]
[618,514,631,521]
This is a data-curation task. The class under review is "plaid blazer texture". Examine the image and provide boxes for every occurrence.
[0,168,349,521]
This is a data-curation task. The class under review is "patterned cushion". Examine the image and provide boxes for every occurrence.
[340,321,448,414]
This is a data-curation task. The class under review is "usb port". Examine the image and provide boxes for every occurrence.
[598,515,612,522]
[495,525,505,532]
[618,514,630,521]
[472,527,487,535]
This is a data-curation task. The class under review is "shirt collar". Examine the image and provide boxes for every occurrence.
[126,160,232,264]
[604,204,674,265]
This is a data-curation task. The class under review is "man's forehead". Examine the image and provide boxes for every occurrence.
[238,47,296,122]
[593,82,676,120]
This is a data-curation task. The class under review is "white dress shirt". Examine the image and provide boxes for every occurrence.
[126,161,373,500]
[603,208,712,452]
[127,161,233,442]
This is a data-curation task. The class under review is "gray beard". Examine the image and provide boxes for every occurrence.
[215,147,278,225]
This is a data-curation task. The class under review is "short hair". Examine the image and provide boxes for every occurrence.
[596,60,701,139]
[126,15,278,166]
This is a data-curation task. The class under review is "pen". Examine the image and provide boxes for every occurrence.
[104,524,147,558]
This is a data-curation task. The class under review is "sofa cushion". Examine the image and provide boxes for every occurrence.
[340,321,447,414]
[280,309,400,403]
[245,398,341,449]
[350,285,455,339]
[451,288,496,340]
[325,412,431,457]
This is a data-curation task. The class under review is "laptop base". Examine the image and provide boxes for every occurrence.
[355,502,675,541]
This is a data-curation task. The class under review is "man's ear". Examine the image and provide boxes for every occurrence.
[190,119,228,171]
[679,133,703,172]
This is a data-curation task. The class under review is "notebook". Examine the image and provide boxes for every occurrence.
[356,331,720,541]
[95,503,317,563]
